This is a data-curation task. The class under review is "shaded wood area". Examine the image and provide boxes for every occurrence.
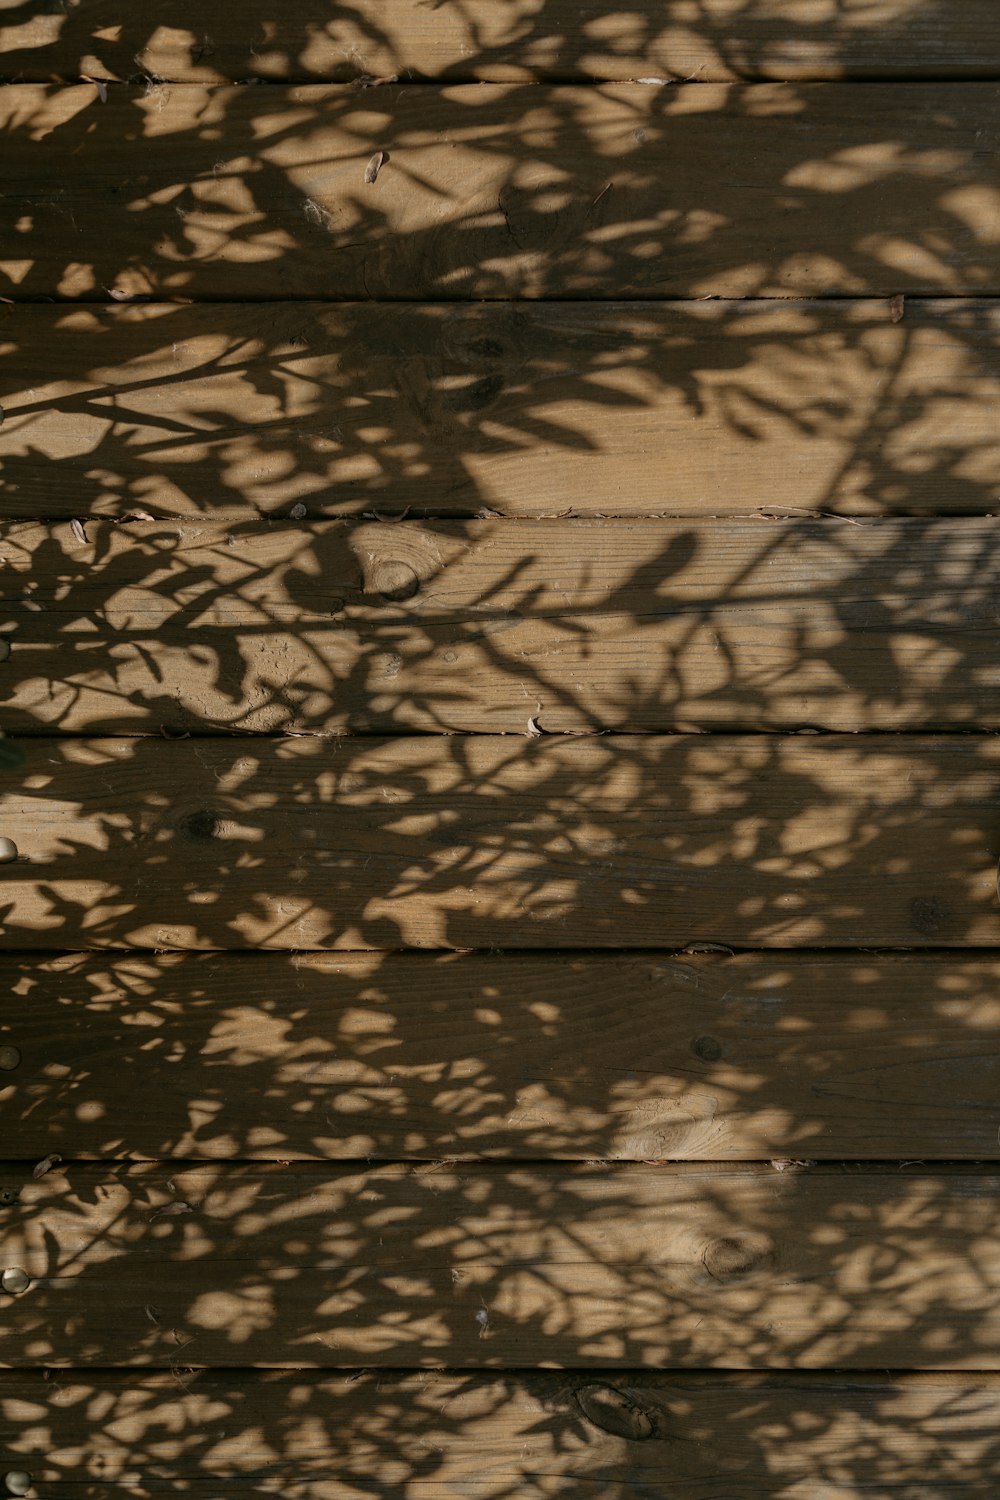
[6,950,1000,1162]
[3,1161,1000,1368]
[5,515,1000,734]
[1,734,998,950]
[3,1369,1000,1497]
[5,83,1000,301]
[7,0,1000,83]
[6,299,1000,522]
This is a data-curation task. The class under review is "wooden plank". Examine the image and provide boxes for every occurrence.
[5,298,1000,521]
[8,950,1000,1162]
[1,734,998,951]
[3,1369,1000,1497]
[7,1,1000,84]
[4,84,1000,301]
[2,1162,1000,1367]
[5,515,1000,734]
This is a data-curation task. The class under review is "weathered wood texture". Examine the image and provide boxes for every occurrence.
[7,950,1000,1162]
[5,84,1000,300]
[2,1162,1000,1367]
[6,299,1000,520]
[3,1369,1000,1498]
[7,1,1000,83]
[1,735,998,950]
[5,516,1000,734]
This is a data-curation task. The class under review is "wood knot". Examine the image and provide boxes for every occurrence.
[702,1234,773,1281]
[178,809,220,840]
[575,1384,655,1440]
[910,896,950,936]
[365,559,420,602]
[448,372,504,412]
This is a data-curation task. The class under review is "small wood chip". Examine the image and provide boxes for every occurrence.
[526,715,543,738]
[889,294,905,323]
[358,74,399,89]
[32,1154,61,1181]
[69,519,88,545]
[364,151,386,184]
[149,1201,193,1222]
[361,507,411,523]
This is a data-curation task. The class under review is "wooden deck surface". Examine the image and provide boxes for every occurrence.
[3,4,1000,1494]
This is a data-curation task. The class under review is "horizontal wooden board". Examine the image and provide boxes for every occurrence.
[7,1,1000,83]
[7,951,1000,1161]
[1,734,999,950]
[6,299,1000,521]
[3,1369,1000,1497]
[2,1162,1000,1367]
[4,84,1000,300]
[5,516,1000,734]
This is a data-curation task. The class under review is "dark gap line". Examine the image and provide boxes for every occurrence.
[2,289,998,308]
[2,1158,996,1171]
[6,294,1000,308]
[19,1365,1000,1375]
[0,945,995,959]
[10,511,1000,524]
[6,728,1000,740]
[6,74,1000,86]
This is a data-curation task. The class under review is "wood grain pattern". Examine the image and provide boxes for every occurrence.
[0,735,998,951]
[6,950,1000,1161]
[6,1,1000,83]
[5,516,1000,734]
[3,1368,1000,1497]
[6,299,1000,521]
[2,1162,1000,1367]
[4,84,1000,300]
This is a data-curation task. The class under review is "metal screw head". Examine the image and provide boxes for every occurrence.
[0,1047,19,1072]
[1,1269,30,1295]
[4,1473,31,1497]
[0,839,17,865]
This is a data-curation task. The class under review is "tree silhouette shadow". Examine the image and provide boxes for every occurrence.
[1,3,1000,1495]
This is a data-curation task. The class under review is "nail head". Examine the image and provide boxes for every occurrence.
[1,1269,30,1295]
[5,1473,31,1497]
[0,840,17,865]
[0,1047,19,1072]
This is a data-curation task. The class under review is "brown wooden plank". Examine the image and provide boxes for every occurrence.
[7,1,1000,84]
[7,950,1000,1162]
[3,1369,1000,1497]
[4,299,1000,521]
[2,1162,1000,1367]
[4,515,1000,734]
[1,734,998,951]
[4,84,1000,301]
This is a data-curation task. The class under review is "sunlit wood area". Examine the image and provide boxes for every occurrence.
[3,2,1000,1495]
